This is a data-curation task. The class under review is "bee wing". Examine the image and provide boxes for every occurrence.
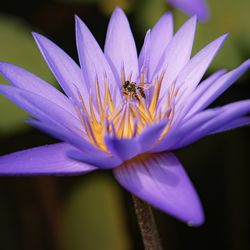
[138,83,152,90]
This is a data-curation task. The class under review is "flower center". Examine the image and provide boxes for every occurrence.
[74,70,177,152]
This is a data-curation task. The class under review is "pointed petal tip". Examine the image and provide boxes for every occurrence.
[0,61,9,72]
[74,14,83,26]
[183,201,205,226]
[32,32,48,46]
[74,14,80,20]
[113,6,125,15]
[159,11,173,22]
[111,6,128,21]
[75,14,92,37]
[32,32,56,45]
[155,11,173,32]
[114,152,205,226]
[32,31,41,40]
[164,11,173,18]
[190,15,198,23]
[219,33,229,42]
[185,15,197,30]
[213,33,229,47]
[243,58,250,67]
[235,58,250,72]
[0,62,29,76]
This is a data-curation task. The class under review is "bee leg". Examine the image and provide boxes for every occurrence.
[137,87,146,99]
[135,94,140,101]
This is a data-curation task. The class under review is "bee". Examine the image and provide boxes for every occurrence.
[122,80,151,101]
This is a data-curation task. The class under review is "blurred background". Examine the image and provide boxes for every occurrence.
[0,0,250,249]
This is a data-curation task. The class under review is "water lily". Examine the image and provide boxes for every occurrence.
[168,0,209,21]
[0,7,249,226]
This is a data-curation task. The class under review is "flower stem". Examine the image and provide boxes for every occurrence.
[132,195,163,250]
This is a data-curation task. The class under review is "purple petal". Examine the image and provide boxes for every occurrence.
[27,119,102,154]
[0,62,76,116]
[139,12,173,81]
[169,0,209,21]
[32,32,87,101]
[187,59,250,116]
[67,149,122,169]
[0,85,87,143]
[113,152,204,225]
[0,85,58,126]
[176,34,228,104]
[175,100,250,148]
[136,120,169,153]
[104,135,141,161]
[157,16,197,100]
[104,7,139,81]
[21,89,84,133]
[153,108,221,152]
[176,69,226,121]
[211,117,250,134]
[0,143,96,176]
[75,16,119,100]
[138,30,151,79]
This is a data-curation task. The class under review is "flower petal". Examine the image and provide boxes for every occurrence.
[21,90,83,134]
[176,34,228,103]
[0,62,76,116]
[0,85,83,135]
[0,143,96,176]
[113,152,204,225]
[175,69,226,121]
[139,12,173,81]
[104,7,139,81]
[32,32,87,100]
[157,16,197,100]
[0,85,58,126]
[168,0,209,21]
[153,108,221,152]
[104,135,141,162]
[136,120,169,153]
[27,119,101,154]
[211,117,250,134]
[138,30,151,78]
[75,16,119,100]
[175,100,250,148]
[67,149,122,169]
[187,59,250,116]
[212,117,250,134]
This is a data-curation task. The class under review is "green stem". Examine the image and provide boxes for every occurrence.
[132,195,163,250]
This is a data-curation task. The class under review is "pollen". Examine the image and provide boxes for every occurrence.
[74,70,177,152]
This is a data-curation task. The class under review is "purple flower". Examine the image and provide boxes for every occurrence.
[168,0,209,21]
[0,7,249,226]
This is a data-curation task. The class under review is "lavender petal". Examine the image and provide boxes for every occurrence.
[157,16,197,102]
[32,32,87,101]
[75,16,119,101]
[113,152,204,225]
[104,7,139,82]
[67,149,122,169]
[0,62,76,116]
[175,34,228,104]
[0,143,96,176]
[104,135,141,162]
[139,12,173,81]
[187,59,250,117]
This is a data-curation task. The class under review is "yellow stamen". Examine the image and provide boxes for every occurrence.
[74,70,177,152]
